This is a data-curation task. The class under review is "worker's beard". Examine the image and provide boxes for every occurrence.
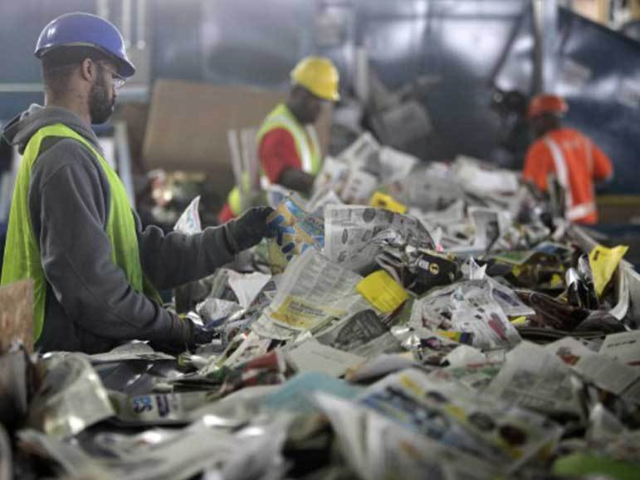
[89,69,115,125]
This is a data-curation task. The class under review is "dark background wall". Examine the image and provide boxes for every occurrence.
[1,0,638,193]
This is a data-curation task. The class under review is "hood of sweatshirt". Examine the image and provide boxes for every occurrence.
[2,104,101,154]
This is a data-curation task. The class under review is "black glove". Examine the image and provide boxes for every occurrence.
[225,206,275,253]
[188,321,216,349]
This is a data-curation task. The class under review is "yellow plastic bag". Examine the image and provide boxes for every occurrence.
[357,270,408,313]
[370,192,408,214]
[589,245,629,297]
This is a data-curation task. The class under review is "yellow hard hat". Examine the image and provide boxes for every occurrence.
[290,56,340,102]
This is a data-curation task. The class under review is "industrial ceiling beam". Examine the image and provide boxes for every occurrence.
[532,0,559,93]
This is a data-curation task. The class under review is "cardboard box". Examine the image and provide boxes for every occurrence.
[0,279,34,354]
[143,80,332,198]
[112,102,150,175]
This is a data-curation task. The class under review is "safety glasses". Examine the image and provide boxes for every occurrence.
[100,63,126,90]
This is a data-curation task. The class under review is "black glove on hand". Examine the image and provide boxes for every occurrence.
[188,321,216,349]
[225,206,275,253]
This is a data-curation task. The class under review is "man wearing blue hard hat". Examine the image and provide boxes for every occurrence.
[0,13,273,354]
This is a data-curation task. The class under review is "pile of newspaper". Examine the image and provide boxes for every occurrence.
[2,133,640,480]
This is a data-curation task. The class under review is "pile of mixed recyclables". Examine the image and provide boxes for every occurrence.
[2,132,640,480]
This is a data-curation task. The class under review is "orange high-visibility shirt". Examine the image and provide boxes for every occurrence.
[523,128,613,225]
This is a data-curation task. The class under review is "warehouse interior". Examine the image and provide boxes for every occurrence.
[1,0,640,479]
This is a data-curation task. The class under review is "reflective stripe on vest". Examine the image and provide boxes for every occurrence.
[567,201,596,221]
[0,124,145,341]
[543,135,595,223]
[306,125,321,173]
[227,104,321,216]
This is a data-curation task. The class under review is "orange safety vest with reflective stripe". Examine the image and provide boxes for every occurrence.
[226,103,321,217]
[523,128,613,225]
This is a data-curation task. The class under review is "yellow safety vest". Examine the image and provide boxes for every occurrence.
[1,124,145,341]
[227,103,321,216]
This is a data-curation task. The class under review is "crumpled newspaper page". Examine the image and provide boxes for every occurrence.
[196,298,243,327]
[264,249,367,332]
[313,391,499,480]
[410,280,522,350]
[358,368,562,472]
[337,131,380,168]
[392,325,471,366]
[316,309,387,352]
[453,155,519,195]
[325,205,435,273]
[395,163,464,212]
[26,353,115,438]
[377,146,418,185]
[339,169,379,205]
[174,195,202,234]
[599,330,640,366]
[87,342,176,364]
[19,415,291,480]
[469,207,509,251]
[306,188,344,218]
[312,156,349,195]
[486,342,582,416]
[266,195,324,274]
[286,339,366,377]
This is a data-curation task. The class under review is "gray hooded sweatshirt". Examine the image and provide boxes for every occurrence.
[2,105,237,354]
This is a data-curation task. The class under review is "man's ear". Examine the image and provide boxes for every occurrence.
[79,58,96,82]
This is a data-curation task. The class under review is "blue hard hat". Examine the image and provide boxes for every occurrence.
[35,12,135,78]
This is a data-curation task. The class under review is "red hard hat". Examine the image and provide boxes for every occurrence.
[528,94,568,119]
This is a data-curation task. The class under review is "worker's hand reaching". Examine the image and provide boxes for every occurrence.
[224,206,275,253]
[187,321,216,349]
